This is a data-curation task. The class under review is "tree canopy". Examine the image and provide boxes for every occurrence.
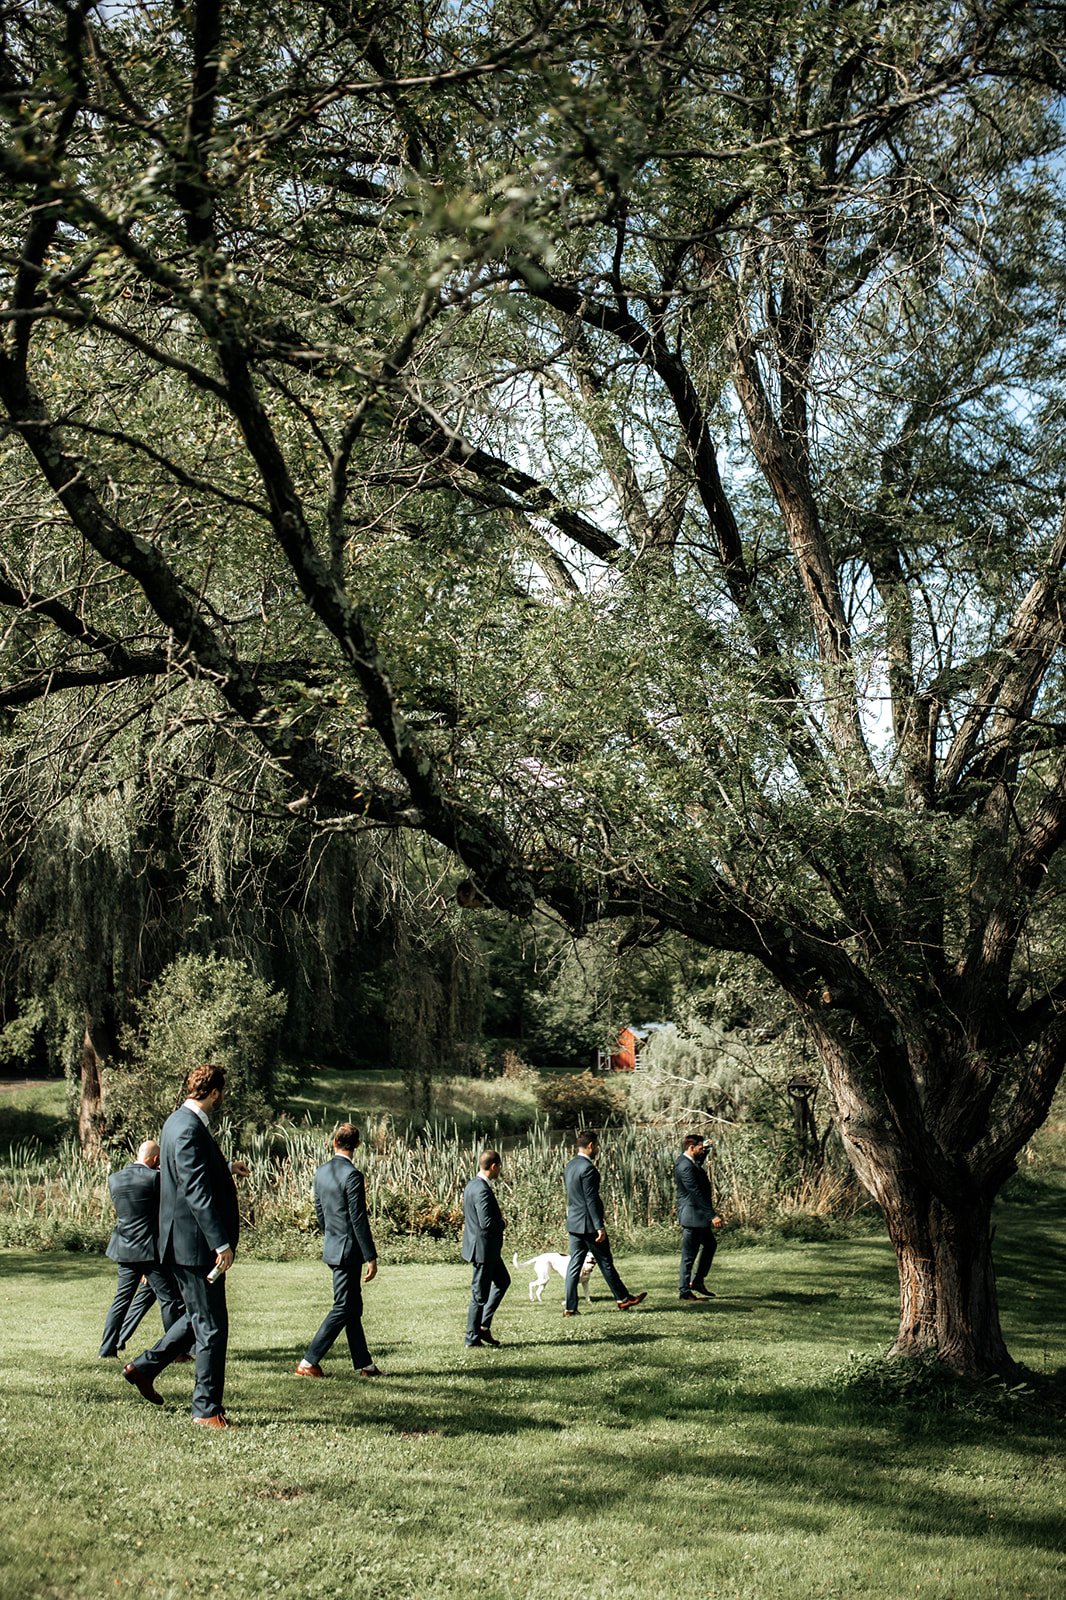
[2,0,1065,1371]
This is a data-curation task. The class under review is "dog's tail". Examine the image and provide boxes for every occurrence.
[512,1251,540,1268]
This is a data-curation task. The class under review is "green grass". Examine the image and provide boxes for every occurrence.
[282,1064,541,1132]
[0,1077,68,1146]
[1,1204,1062,1600]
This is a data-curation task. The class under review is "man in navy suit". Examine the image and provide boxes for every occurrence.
[461,1149,509,1347]
[122,1063,245,1427]
[675,1133,723,1300]
[295,1123,381,1378]
[98,1140,185,1358]
[563,1130,646,1316]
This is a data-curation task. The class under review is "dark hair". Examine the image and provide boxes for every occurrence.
[333,1123,360,1153]
[479,1149,501,1171]
[682,1133,705,1151]
[576,1129,599,1150]
[186,1063,225,1100]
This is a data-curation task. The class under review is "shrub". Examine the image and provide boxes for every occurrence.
[535,1070,625,1128]
[107,953,287,1138]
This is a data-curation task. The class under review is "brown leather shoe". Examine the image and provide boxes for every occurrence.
[192,1413,232,1428]
[617,1292,647,1310]
[294,1362,325,1378]
[122,1363,163,1405]
[562,1310,579,1317]
[358,1364,384,1377]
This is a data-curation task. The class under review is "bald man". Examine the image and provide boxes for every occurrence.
[98,1140,185,1359]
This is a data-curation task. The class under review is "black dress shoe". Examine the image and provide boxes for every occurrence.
[478,1332,501,1347]
[690,1286,716,1299]
[122,1362,164,1405]
[679,1291,696,1300]
[465,1338,483,1347]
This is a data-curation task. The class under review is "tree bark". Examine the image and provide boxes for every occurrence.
[811,1020,1016,1376]
[77,1012,106,1157]
[883,1187,1013,1375]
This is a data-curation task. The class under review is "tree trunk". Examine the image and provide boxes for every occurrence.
[883,1185,1014,1376]
[77,1012,106,1156]
[817,1026,1016,1377]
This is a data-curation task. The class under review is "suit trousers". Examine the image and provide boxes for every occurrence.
[565,1232,629,1312]
[466,1256,510,1344]
[133,1264,227,1418]
[117,1280,158,1350]
[680,1225,717,1292]
[304,1263,372,1369]
[99,1262,183,1358]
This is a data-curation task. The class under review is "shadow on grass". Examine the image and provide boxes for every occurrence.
[492,1427,1065,1551]
[0,1251,109,1282]
[162,1348,1064,1557]
[995,1203,1066,1332]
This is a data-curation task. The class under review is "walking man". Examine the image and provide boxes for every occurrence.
[461,1149,510,1347]
[295,1123,381,1379]
[675,1133,723,1300]
[122,1063,244,1427]
[99,1139,185,1359]
[563,1130,646,1316]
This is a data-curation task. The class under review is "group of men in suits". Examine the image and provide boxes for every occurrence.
[105,1079,383,1424]
[459,1127,723,1341]
[114,1062,246,1427]
[104,1080,723,1419]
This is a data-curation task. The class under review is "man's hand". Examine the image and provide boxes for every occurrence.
[712,1216,724,1228]
[595,1228,606,1244]
[364,1259,378,1283]
[215,1247,234,1274]
[229,1159,250,1179]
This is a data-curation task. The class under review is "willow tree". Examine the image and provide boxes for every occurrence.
[1,0,1065,1372]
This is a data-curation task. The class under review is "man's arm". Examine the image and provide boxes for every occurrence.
[345,1166,377,1277]
[584,1165,606,1236]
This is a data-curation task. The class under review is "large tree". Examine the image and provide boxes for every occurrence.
[2,0,1065,1372]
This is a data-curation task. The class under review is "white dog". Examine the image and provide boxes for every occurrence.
[513,1249,596,1302]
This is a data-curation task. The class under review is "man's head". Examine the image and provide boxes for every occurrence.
[479,1148,502,1180]
[137,1139,160,1169]
[576,1129,599,1157]
[186,1063,225,1111]
[683,1132,708,1163]
[333,1122,360,1154]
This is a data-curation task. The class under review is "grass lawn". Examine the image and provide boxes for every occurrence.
[282,1065,541,1131]
[1,1203,1062,1600]
[0,1079,69,1146]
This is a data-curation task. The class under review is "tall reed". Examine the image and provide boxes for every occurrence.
[0,1119,870,1256]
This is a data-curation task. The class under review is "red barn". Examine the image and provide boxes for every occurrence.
[602,1023,666,1072]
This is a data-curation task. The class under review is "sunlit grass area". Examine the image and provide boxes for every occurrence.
[281,1064,541,1132]
[1,1200,1061,1600]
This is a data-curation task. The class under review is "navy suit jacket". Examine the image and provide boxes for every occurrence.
[674,1153,717,1228]
[564,1154,605,1235]
[158,1105,239,1268]
[461,1176,504,1264]
[313,1155,376,1267]
[106,1162,162,1263]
